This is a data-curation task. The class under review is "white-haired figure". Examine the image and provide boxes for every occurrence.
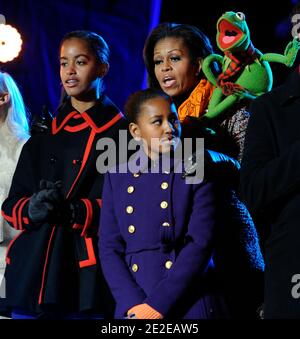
[0,72,30,286]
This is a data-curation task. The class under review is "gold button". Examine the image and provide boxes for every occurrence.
[162,222,170,227]
[161,182,168,190]
[132,264,138,272]
[165,260,173,269]
[127,186,135,194]
[160,201,168,209]
[164,171,170,174]
[128,225,135,233]
[126,206,134,214]
[133,172,140,178]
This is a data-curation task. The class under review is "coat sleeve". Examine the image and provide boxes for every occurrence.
[221,106,250,163]
[99,172,147,317]
[144,180,217,316]
[70,198,101,237]
[1,139,35,231]
[240,96,300,217]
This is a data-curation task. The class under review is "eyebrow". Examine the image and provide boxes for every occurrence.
[154,49,182,56]
[60,54,89,60]
[150,114,163,118]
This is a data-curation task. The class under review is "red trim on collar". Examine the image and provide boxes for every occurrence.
[64,122,89,132]
[52,110,123,134]
[52,111,78,134]
[81,111,124,133]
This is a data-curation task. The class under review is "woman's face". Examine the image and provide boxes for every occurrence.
[60,38,102,101]
[153,37,200,98]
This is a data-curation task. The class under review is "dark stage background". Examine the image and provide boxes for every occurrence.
[0,0,298,121]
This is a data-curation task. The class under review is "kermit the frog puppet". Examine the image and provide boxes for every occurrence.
[202,11,300,120]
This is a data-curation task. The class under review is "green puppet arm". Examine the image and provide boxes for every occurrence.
[202,54,223,86]
[260,37,300,67]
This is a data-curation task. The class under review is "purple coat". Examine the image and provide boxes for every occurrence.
[99,152,230,319]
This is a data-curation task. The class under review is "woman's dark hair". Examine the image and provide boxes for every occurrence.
[60,30,110,64]
[143,23,215,89]
[125,88,172,123]
[59,30,109,105]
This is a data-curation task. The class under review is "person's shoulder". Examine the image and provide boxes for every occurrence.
[252,68,299,108]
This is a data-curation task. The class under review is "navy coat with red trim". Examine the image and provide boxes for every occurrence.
[1,95,129,315]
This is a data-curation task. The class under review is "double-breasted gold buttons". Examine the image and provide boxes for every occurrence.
[128,225,135,234]
[160,201,168,209]
[133,172,140,178]
[165,260,173,269]
[126,206,134,214]
[127,186,135,194]
[132,264,139,272]
[161,182,168,190]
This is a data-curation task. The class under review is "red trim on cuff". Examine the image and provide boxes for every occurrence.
[79,237,96,268]
[80,199,93,237]
[1,210,14,223]
[18,198,30,230]
[12,197,27,229]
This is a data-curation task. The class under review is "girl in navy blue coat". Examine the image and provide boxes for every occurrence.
[99,89,230,319]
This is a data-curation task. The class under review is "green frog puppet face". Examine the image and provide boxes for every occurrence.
[217,11,250,52]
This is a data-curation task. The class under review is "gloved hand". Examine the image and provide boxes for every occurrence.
[28,179,64,225]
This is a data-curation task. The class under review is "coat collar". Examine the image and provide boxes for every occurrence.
[280,65,300,106]
[52,95,124,134]
[126,147,182,175]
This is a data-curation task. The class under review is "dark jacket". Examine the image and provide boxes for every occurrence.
[240,66,300,318]
[1,96,129,316]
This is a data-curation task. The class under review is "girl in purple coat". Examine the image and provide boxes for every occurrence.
[99,89,230,319]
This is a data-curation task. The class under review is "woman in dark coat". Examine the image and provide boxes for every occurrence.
[142,22,265,318]
[1,30,128,318]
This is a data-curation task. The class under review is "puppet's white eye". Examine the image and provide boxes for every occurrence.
[236,12,245,21]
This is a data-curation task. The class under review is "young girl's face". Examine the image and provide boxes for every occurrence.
[60,37,102,101]
[130,97,181,158]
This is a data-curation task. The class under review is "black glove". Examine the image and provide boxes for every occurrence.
[39,179,76,226]
[28,180,63,225]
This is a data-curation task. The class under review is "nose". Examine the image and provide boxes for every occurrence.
[164,120,175,134]
[161,59,172,72]
[66,63,76,75]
